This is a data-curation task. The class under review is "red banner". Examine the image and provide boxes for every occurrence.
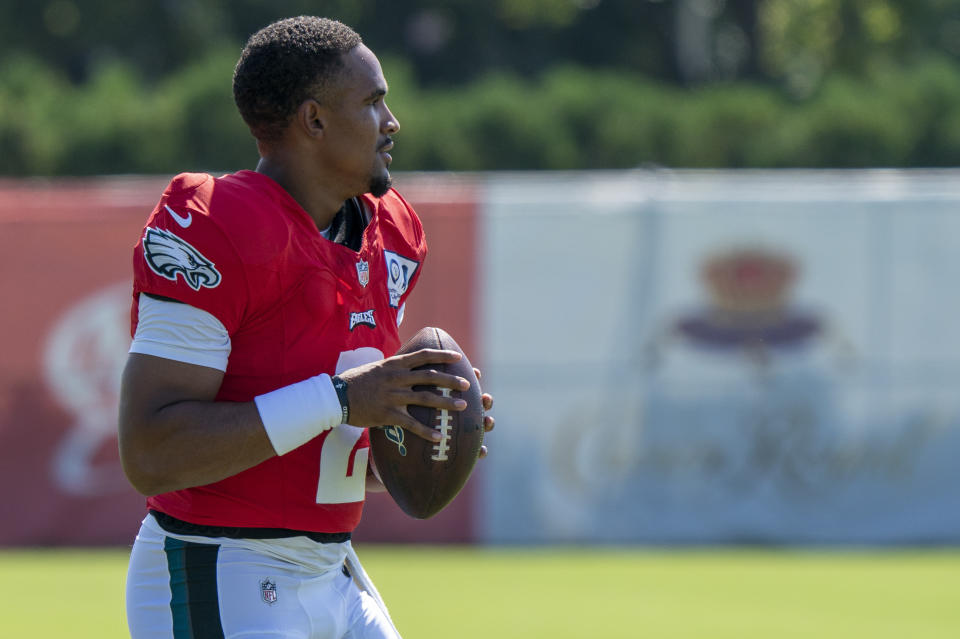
[0,174,480,546]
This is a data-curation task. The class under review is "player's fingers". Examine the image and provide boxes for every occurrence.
[481,392,493,411]
[406,369,470,390]
[390,414,442,443]
[478,445,488,459]
[407,389,467,412]
[473,367,482,380]
[483,415,495,432]
[394,348,462,368]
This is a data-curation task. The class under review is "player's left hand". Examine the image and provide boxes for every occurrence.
[474,367,495,459]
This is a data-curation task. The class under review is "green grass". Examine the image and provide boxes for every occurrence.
[1,547,958,638]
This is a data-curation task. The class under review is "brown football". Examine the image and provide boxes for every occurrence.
[369,327,484,519]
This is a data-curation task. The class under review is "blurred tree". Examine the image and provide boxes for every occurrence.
[0,0,688,85]
[759,0,960,96]
[0,0,371,82]
[1,0,957,92]
[1,0,959,174]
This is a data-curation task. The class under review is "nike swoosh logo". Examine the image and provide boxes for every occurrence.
[165,205,192,228]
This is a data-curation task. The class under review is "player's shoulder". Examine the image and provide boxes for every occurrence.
[135,171,292,327]
[158,170,295,254]
[163,171,214,197]
[162,171,276,223]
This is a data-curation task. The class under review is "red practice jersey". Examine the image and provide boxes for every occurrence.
[130,170,427,532]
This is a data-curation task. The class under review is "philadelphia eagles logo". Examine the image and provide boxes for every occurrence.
[142,227,222,291]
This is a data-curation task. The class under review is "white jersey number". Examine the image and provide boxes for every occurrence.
[314,348,384,504]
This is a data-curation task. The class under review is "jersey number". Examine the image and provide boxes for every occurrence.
[315,348,384,504]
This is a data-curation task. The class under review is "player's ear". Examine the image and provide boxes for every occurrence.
[297,99,326,138]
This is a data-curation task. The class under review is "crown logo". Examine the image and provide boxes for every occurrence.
[701,248,795,318]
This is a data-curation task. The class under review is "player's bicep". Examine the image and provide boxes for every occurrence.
[120,352,224,417]
[117,353,223,485]
[118,353,226,485]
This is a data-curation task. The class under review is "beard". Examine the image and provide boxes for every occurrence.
[369,171,392,198]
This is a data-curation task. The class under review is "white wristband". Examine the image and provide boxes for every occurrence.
[254,373,345,456]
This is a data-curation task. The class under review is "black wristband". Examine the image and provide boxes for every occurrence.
[331,375,350,424]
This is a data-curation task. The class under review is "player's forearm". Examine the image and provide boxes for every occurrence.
[119,399,275,496]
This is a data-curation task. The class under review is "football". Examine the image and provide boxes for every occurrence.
[369,327,485,519]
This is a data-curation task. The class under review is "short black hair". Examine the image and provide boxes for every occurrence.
[233,16,362,141]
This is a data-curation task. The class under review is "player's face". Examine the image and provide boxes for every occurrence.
[322,45,400,198]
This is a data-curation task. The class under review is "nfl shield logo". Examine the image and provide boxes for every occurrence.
[260,578,278,604]
[356,260,370,287]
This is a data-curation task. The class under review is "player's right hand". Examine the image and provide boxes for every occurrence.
[336,349,471,442]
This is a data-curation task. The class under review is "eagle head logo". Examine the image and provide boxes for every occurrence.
[142,227,222,291]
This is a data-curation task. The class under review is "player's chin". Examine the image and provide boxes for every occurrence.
[368,170,393,198]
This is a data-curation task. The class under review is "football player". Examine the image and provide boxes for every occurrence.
[120,16,494,639]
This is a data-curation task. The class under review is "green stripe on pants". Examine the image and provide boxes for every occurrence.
[164,537,225,639]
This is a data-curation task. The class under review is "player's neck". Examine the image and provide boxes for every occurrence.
[255,156,343,231]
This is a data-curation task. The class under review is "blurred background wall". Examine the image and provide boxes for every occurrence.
[1,0,959,546]
[478,169,960,545]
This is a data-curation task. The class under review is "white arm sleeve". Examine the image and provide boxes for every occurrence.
[129,293,231,371]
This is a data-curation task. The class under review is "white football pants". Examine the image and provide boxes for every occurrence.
[125,513,399,639]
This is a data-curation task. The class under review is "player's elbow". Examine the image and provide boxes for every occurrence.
[117,420,169,496]
[122,467,165,497]
[119,442,166,496]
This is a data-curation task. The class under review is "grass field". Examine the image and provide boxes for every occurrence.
[1,546,958,638]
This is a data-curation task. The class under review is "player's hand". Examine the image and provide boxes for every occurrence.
[337,349,470,442]
[474,367,495,459]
